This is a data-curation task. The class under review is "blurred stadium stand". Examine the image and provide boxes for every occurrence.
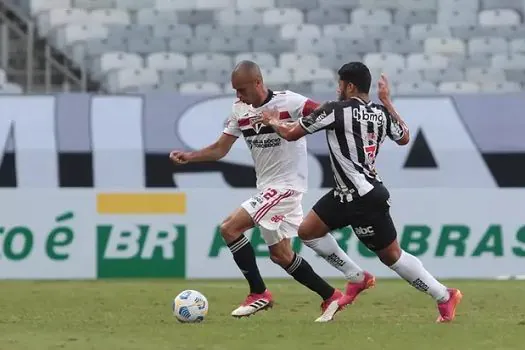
[1,0,525,94]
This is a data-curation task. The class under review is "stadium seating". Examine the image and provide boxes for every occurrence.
[0,68,23,95]
[10,0,525,94]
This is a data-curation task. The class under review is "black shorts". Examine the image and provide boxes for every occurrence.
[312,183,397,251]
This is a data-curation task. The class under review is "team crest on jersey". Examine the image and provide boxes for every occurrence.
[249,116,265,134]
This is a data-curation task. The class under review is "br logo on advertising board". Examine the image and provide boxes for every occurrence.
[96,193,186,278]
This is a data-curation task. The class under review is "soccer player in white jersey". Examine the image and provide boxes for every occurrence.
[260,62,463,323]
[170,61,351,322]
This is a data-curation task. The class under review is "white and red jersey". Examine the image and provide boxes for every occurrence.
[223,90,318,193]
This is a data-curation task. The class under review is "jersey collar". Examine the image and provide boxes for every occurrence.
[260,89,275,107]
[351,96,372,106]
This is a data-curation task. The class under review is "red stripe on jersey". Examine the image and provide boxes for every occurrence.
[238,118,250,126]
[302,99,319,116]
[279,111,291,120]
[238,112,290,126]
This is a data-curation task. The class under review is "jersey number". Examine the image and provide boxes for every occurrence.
[365,145,377,163]
[263,189,278,200]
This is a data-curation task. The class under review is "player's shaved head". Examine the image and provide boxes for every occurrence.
[232,60,262,81]
[231,60,267,107]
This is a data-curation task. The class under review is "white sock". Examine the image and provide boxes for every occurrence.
[303,234,364,282]
[390,250,449,303]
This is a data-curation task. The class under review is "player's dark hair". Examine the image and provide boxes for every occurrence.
[338,62,372,93]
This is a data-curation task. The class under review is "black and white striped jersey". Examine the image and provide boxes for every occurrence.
[298,97,404,202]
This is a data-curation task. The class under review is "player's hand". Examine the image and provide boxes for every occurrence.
[377,73,391,104]
[169,150,190,165]
[261,108,280,126]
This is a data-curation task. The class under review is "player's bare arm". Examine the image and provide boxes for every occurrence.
[169,133,237,164]
[378,74,410,146]
[261,101,334,141]
[261,108,307,141]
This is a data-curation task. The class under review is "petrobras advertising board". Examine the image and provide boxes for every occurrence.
[0,189,524,280]
[184,188,525,280]
[0,190,96,279]
[0,190,187,280]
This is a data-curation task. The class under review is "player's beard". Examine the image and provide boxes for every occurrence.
[338,82,350,101]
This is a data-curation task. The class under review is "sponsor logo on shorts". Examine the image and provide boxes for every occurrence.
[270,215,285,223]
[354,226,375,237]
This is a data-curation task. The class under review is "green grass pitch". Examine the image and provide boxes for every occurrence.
[0,279,524,350]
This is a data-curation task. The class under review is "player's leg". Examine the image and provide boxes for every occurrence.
[267,238,336,299]
[299,197,366,282]
[220,206,273,317]
[259,190,349,322]
[377,240,462,323]
[298,190,375,303]
[263,227,347,323]
[353,184,462,323]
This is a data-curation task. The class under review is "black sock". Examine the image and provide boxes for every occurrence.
[286,253,335,300]
[227,235,266,294]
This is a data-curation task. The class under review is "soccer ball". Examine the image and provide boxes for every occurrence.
[172,290,209,323]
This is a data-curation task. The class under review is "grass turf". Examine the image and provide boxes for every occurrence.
[0,279,524,350]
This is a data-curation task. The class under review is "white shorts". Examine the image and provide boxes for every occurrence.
[241,187,303,246]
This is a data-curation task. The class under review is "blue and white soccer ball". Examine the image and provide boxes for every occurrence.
[172,290,209,323]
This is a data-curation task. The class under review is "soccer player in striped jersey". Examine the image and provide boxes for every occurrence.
[261,62,463,323]
[170,61,351,322]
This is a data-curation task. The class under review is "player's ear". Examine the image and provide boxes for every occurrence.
[346,82,356,95]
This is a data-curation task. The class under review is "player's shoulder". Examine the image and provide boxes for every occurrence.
[276,89,309,101]
[336,98,363,109]
[317,100,341,112]
[231,99,250,116]
[267,90,307,112]
[369,102,389,114]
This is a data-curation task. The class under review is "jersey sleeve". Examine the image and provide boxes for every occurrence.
[223,105,241,138]
[286,90,320,119]
[298,102,336,134]
[384,107,404,141]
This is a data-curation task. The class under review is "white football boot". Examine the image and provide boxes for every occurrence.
[231,290,273,317]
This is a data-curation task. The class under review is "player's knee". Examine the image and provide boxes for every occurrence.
[269,250,293,268]
[376,241,402,266]
[219,220,241,242]
[297,224,316,241]
[269,240,294,267]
